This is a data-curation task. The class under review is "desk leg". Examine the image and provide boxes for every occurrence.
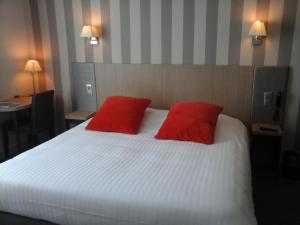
[12,112,21,153]
[272,137,282,176]
[1,125,9,159]
[66,120,70,130]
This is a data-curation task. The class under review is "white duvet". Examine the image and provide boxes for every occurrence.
[0,108,256,225]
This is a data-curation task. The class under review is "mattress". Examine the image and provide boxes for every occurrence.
[0,108,257,225]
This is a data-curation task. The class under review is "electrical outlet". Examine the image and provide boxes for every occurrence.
[264,91,273,106]
[86,84,93,96]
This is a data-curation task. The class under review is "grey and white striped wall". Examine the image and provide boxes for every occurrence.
[32,0,297,67]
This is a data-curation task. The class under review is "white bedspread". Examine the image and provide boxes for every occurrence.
[0,108,256,225]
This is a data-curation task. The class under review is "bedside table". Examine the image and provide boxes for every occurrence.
[65,111,95,129]
[250,123,283,175]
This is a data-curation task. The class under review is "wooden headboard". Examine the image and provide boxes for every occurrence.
[94,64,254,125]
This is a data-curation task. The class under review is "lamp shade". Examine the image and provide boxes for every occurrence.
[80,25,99,38]
[249,21,267,36]
[24,60,42,72]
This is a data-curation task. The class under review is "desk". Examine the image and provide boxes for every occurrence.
[0,97,32,157]
[0,97,31,112]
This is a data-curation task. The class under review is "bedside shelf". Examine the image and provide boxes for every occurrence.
[251,123,283,137]
[250,123,283,176]
[65,111,95,129]
[65,111,95,121]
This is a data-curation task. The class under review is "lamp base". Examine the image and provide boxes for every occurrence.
[32,72,36,95]
[90,37,98,45]
[252,36,262,46]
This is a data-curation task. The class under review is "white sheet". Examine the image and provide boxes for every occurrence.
[0,108,256,225]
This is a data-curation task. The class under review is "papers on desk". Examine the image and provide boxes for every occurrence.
[0,102,20,108]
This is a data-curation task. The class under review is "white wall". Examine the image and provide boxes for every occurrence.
[284,1,300,149]
[0,0,36,101]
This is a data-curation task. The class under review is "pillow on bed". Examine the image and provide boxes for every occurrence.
[86,96,151,134]
[155,102,223,144]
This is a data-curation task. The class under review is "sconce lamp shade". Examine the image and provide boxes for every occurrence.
[80,25,99,38]
[24,60,42,72]
[249,20,267,36]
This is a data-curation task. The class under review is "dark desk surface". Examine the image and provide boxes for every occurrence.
[0,97,32,112]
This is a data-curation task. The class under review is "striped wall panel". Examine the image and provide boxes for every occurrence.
[29,0,298,114]
[32,0,298,66]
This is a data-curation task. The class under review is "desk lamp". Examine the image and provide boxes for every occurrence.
[24,60,42,95]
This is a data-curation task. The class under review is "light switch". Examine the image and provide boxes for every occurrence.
[264,91,273,106]
[86,84,93,96]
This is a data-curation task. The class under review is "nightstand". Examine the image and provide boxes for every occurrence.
[250,123,283,175]
[65,111,95,129]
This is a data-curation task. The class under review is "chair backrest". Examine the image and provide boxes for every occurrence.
[295,100,300,150]
[31,90,54,134]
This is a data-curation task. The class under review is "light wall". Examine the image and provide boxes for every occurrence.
[0,0,36,100]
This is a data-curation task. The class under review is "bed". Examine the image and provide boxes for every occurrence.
[0,108,256,225]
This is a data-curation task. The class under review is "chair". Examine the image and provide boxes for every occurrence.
[30,90,55,141]
[2,90,55,157]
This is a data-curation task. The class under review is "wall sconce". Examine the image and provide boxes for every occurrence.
[24,59,42,95]
[249,20,267,46]
[80,25,100,45]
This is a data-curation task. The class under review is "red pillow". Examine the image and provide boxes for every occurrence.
[155,102,223,144]
[86,96,151,134]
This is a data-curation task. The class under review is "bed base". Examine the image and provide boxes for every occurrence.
[0,212,55,225]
